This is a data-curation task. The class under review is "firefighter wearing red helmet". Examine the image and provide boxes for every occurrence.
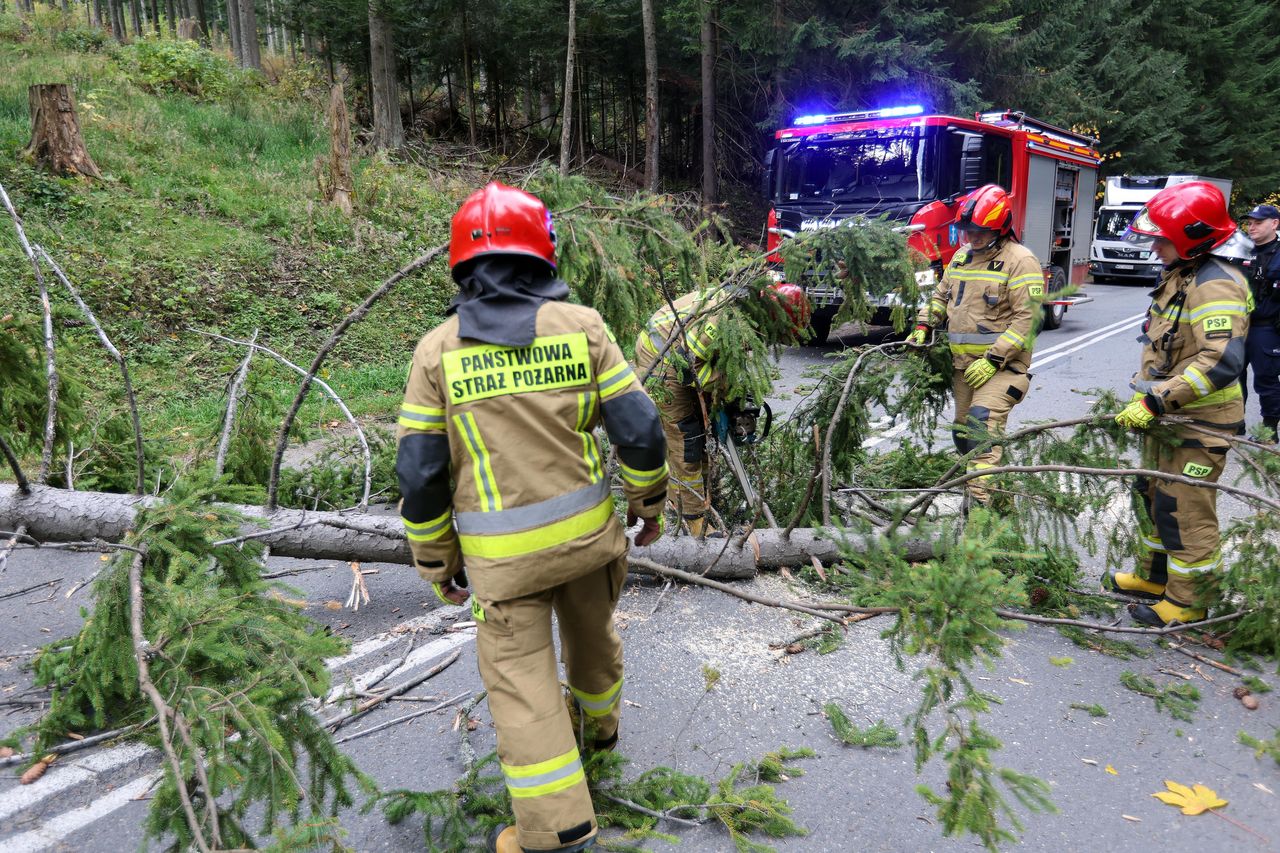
[396,181,668,853]
[907,184,1047,507]
[1106,181,1250,627]
[633,282,809,536]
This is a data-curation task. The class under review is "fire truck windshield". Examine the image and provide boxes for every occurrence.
[777,128,935,207]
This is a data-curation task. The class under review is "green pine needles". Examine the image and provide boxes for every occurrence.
[1119,672,1200,723]
[31,479,371,849]
[824,704,902,748]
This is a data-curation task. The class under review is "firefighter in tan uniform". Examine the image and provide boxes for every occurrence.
[907,184,1045,507]
[633,284,809,536]
[396,183,667,853]
[1106,181,1250,627]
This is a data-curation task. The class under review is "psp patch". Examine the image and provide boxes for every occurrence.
[1029,283,1044,298]
[1202,315,1232,333]
[1182,461,1213,478]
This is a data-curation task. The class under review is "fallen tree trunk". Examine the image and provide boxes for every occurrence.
[0,484,937,578]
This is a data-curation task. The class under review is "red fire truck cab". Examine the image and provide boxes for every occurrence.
[761,107,1102,343]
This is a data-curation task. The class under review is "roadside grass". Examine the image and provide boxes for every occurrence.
[0,35,466,472]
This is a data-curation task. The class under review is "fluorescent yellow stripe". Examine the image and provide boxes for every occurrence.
[999,329,1026,347]
[459,497,614,559]
[620,461,667,486]
[952,271,1007,282]
[507,768,586,799]
[503,747,579,778]
[401,402,444,416]
[949,342,991,355]
[1168,552,1222,575]
[1183,366,1211,397]
[596,361,629,387]
[1187,301,1248,321]
[570,678,623,716]
[1182,382,1242,409]
[455,413,502,512]
[403,509,452,542]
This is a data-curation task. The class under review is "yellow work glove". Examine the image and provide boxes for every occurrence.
[432,568,470,606]
[963,357,998,389]
[906,325,929,346]
[1115,396,1158,430]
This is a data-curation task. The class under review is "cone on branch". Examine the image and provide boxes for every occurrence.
[21,85,102,180]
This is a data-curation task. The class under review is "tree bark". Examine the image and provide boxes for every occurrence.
[367,1,403,150]
[461,5,476,147]
[237,0,260,69]
[699,0,717,210]
[640,0,659,191]
[21,85,103,180]
[326,82,355,215]
[0,484,938,576]
[558,0,576,174]
[225,0,242,65]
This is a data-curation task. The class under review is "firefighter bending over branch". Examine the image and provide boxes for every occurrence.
[395,182,668,853]
[633,282,809,537]
[1107,181,1250,627]
[907,183,1046,508]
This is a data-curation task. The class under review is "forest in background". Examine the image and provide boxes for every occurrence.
[5,0,1280,212]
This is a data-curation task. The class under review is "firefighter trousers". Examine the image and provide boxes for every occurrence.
[473,555,628,851]
[1131,427,1230,607]
[951,367,1030,504]
[652,375,709,521]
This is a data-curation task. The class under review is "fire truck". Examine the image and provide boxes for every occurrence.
[761,106,1102,343]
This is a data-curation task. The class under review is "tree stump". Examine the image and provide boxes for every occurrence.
[21,85,103,179]
[326,83,355,215]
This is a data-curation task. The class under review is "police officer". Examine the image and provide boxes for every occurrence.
[1106,181,1249,627]
[1242,203,1280,441]
[396,182,668,853]
[907,183,1046,508]
[632,284,808,537]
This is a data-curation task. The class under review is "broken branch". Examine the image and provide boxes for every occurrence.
[214,328,258,481]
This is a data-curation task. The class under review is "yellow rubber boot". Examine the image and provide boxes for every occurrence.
[488,826,522,853]
[1104,571,1165,600]
[1131,598,1206,627]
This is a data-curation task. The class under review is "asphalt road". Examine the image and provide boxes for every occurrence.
[1,281,1277,852]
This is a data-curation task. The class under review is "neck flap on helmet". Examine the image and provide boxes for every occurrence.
[448,256,570,347]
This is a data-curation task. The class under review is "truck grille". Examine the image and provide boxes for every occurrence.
[1102,247,1150,260]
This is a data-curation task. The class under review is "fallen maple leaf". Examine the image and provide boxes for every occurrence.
[1105,764,1118,776]
[1152,780,1227,815]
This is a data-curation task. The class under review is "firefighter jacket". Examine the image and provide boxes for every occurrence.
[396,302,668,603]
[634,289,732,403]
[1129,257,1250,427]
[916,238,1045,371]
[1247,237,1280,324]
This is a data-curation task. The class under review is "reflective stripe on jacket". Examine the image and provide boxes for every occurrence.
[916,239,1045,371]
[634,289,731,400]
[1130,257,1249,425]
[396,302,668,602]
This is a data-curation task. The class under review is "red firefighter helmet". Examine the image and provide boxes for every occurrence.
[764,283,812,336]
[955,184,1014,236]
[1124,181,1235,260]
[449,182,557,278]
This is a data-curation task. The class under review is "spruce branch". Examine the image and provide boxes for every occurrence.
[127,545,214,853]
[215,328,259,481]
[193,330,374,512]
[0,184,59,485]
[34,245,146,496]
[266,242,448,511]
[0,433,30,496]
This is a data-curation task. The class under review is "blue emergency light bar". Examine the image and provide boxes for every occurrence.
[791,104,924,126]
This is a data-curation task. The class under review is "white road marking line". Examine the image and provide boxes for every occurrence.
[862,420,909,449]
[0,610,478,842]
[1032,311,1146,359]
[1,771,162,853]
[0,742,154,822]
[323,630,475,704]
[1032,315,1146,370]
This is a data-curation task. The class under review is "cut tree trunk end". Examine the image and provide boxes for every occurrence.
[326,83,355,215]
[21,85,102,179]
[0,484,938,577]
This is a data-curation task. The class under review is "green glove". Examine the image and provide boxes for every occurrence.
[963,357,998,389]
[1115,396,1158,429]
[906,325,929,345]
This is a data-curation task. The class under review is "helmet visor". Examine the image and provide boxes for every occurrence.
[1123,207,1161,249]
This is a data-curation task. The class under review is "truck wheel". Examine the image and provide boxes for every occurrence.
[1041,266,1067,330]
[808,313,833,345]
